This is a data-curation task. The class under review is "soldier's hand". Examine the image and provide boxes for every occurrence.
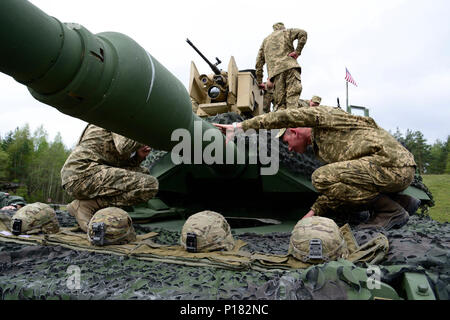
[301,210,315,219]
[258,83,266,90]
[288,51,299,59]
[1,205,16,210]
[137,145,151,161]
[266,79,274,89]
[213,123,241,144]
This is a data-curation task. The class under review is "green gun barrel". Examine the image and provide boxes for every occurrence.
[0,0,227,154]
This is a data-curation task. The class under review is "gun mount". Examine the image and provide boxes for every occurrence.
[187,40,265,118]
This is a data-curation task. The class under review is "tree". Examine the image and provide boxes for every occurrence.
[428,137,448,174]
[401,129,432,174]
[0,149,10,180]
[445,153,450,174]
[5,125,34,181]
[0,131,14,152]
[1,124,72,203]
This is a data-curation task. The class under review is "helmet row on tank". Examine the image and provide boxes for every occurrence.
[10,204,347,264]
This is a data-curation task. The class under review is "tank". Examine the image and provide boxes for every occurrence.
[0,0,446,302]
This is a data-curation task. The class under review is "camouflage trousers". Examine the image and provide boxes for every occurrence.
[273,68,302,110]
[191,97,199,114]
[310,159,415,216]
[63,166,159,207]
[263,89,274,113]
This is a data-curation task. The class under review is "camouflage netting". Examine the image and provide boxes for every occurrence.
[0,209,449,300]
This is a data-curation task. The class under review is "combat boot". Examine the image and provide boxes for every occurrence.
[357,195,409,231]
[389,194,421,216]
[349,210,370,225]
[67,199,104,232]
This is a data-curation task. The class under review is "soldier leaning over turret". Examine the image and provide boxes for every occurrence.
[255,22,307,111]
[214,105,421,231]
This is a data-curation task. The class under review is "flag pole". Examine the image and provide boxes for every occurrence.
[346,80,349,113]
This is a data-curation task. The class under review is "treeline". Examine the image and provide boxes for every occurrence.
[0,124,72,204]
[393,129,450,175]
[0,124,448,204]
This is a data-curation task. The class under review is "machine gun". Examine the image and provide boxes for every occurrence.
[186,38,222,76]
[187,38,228,104]
[186,38,263,117]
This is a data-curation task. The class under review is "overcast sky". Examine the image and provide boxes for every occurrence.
[0,0,449,148]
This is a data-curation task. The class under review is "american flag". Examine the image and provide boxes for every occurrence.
[345,68,358,87]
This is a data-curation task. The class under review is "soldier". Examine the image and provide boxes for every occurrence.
[255,22,307,111]
[214,106,420,230]
[61,124,159,232]
[0,192,26,210]
[191,97,199,114]
[262,79,274,113]
[299,95,322,108]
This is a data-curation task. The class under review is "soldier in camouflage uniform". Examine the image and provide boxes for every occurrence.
[262,81,274,113]
[255,22,307,111]
[0,192,26,210]
[214,106,419,230]
[61,124,159,232]
[191,97,199,114]
[299,95,322,108]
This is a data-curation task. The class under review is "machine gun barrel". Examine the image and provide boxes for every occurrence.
[186,38,221,75]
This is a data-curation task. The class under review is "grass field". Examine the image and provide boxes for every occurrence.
[422,174,450,223]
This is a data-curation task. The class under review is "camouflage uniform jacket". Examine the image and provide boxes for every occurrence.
[241,106,416,168]
[0,192,26,208]
[299,99,310,108]
[61,124,146,187]
[255,28,307,84]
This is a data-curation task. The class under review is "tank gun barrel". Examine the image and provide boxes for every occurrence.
[0,0,235,157]
[186,38,222,75]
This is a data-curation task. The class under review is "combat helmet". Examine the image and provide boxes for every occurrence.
[289,216,348,263]
[273,22,285,31]
[87,207,136,246]
[180,210,235,252]
[311,96,322,105]
[10,202,59,235]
